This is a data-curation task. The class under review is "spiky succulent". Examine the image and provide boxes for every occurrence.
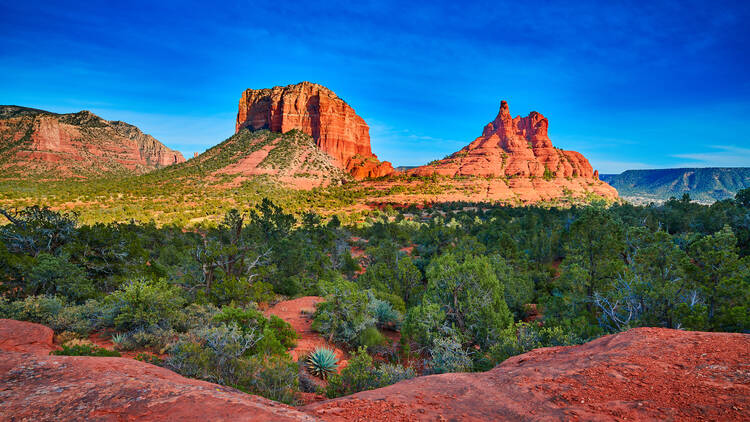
[306,347,339,379]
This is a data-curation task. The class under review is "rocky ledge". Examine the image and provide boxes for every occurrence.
[2,320,747,421]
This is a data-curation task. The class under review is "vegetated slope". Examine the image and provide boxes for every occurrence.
[155,128,350,188]
[306,327,750,421]
[0,105,185,179]
[236,81,394,179]
[601,167,750,203]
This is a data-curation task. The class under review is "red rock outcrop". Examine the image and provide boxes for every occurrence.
[0,319,314,422]
[411,101,597,178]
[2,319,748,421]
[0,106,185,178]
[235,82,394,179]
[306,327,750,421]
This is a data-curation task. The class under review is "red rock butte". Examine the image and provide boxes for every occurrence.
[411,100,602,180]
[235,82,394,179]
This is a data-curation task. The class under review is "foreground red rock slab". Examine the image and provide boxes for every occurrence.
[0,319,315,422]
[304,327,750,421]
[3,319,748,421]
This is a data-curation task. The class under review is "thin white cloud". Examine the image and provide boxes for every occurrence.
[672,145,750,167]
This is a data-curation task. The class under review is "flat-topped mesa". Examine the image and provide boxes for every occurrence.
[235,82,394,179]
[411,100,598,179]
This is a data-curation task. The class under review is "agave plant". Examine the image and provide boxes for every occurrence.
[306,347,339,379]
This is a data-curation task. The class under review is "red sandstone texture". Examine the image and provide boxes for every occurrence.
[1,319,748,421]
[305,327,750,421]
[409,101,617,200]
[0,319,315,422]
[235,82,394,179]
[0,106,185,178]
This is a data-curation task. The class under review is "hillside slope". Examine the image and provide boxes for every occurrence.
[601,167,750,203]
[156,128,350,188]
[0,105,185,179]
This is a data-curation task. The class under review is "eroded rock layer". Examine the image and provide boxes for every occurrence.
[410,101,615,197]
[235,82,393,179]
[0,106,185,178]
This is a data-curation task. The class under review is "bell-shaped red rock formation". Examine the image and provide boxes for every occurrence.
[411,101,599,179]
[236,82,393,179]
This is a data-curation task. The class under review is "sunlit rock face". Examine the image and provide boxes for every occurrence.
[236,82,394,179]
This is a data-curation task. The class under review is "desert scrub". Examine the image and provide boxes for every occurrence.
[325,347,415,398]
[306,347,339,379]
[312,279,378,347]
[51,339,121,357]
[426,337,472,374]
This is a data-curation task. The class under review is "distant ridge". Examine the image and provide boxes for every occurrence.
[0,105,185,179]
[600,167,750,203]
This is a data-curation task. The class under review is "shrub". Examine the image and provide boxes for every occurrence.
[312,279,376,347]
[243,355,299,405]
[213,307,296,355]
[481,322,580,370]
[356,326,386,350]
[27,253,94,302]
[164,325,298,404]
[426,337,472,374]
[0,295,65,326]
[110,325,177,352]
[325,347,414,398]
[306,347,339,379]
[369,297,402,330]
[105,279,185,331]
[51,339,120,357]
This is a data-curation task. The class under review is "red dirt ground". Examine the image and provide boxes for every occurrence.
[265,296,349,368]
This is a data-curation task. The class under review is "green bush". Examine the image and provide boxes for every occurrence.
[213,307,296,355]
[0,295,65,326]
[51,341,121,357]
[325,347,414,398]
[369,297,402,330]
[356,326,386,350]
[28,253,94,302]
[426,337,472,374]
[165,324,298,404]
[105,279,185,331]
[312,279,376,347]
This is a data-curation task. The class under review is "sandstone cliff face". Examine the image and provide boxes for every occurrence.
[236,82,393,179]
[412,101,601,180]
[0,106,185,178]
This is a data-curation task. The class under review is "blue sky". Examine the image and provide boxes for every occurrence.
[1,1,748,173]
